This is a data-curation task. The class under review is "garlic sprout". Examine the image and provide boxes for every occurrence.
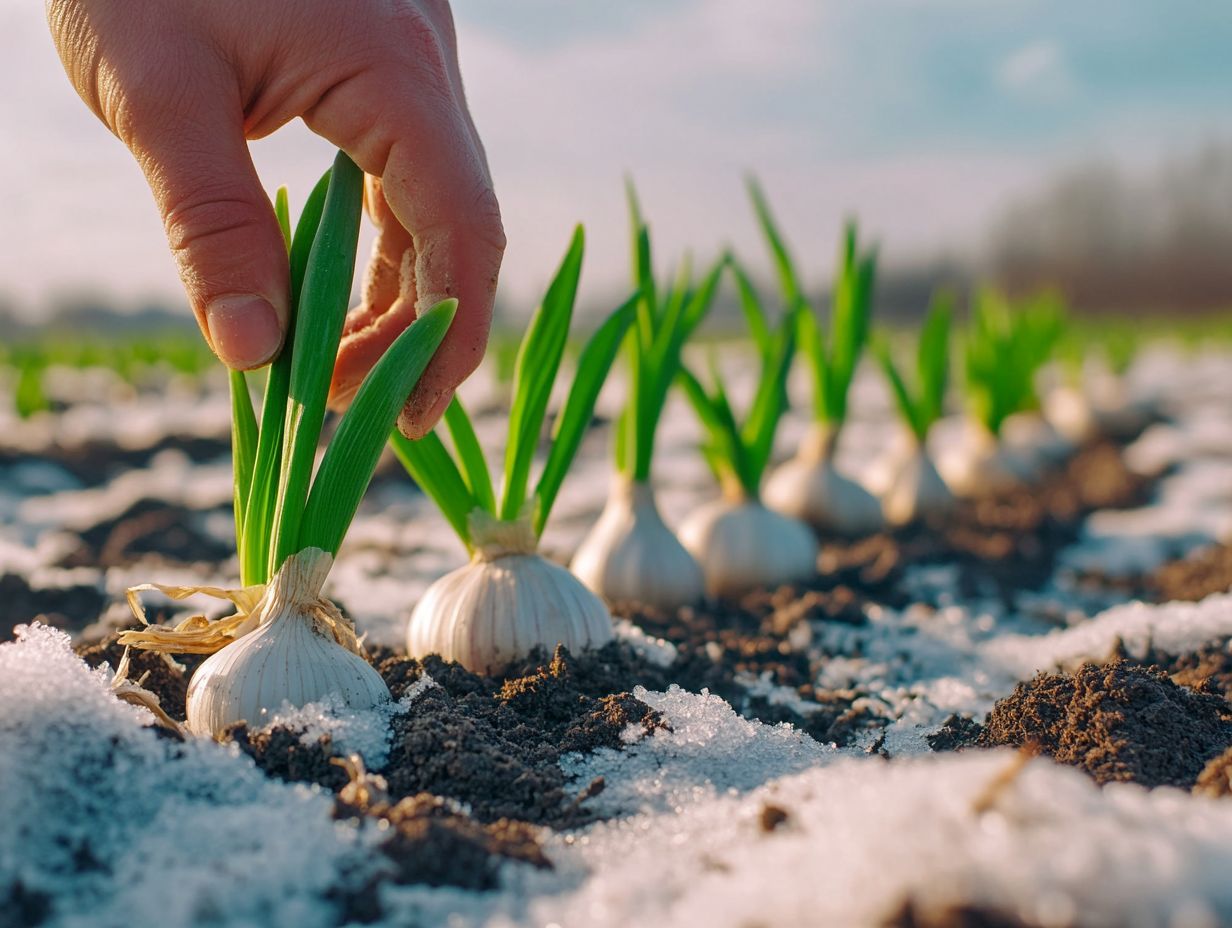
[873,292,956,526]
[122,152,455,736]
[676,263,818,597]
[571,185,719,609]
[394,228,636,673]
[940,289,1065,496]
[747,183,884,536]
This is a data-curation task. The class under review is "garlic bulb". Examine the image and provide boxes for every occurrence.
[936,421,1035,497]
[571,477,704,609]
[408,514,613,674]
[678,496,818,597]
[1044,384,1098,444]
[1001,410,1074,468]
[1087,368,1153,439]
[186,548,389,738]
[763,425,884,536]
[881,444,954,526]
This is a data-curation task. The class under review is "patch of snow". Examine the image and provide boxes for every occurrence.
[263,673,437,771]
[984,591,1232,679]
[0,624,379,928]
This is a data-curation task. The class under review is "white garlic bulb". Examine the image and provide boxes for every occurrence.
[1087,367,1153,439]
[1001,410,1074,468]
[880,444,955,526]
[763,425,884,536]
[186,548,389,738]
[1045,384,1099,444]
[570,477,704,609]
[408,515,613,674]
[678,496,818,597]
[936,421,1035,497]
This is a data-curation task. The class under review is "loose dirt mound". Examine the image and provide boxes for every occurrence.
[979,659,1232,789]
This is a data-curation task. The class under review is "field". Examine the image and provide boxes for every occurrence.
[6,323,1232,927]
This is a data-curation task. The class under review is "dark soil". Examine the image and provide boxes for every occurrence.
[614,589,893,747]
[884,901,1038,928]
[0,434,230,488]
[1144,542,1232,603]
[927,715,984,752]
[57,498,232,568]
[0,879,52,928]
[1112,638,1232,700]
[978,659,1232,789]
[76,635,195,719]
[1,573,105,640]
[901,441,1151,610]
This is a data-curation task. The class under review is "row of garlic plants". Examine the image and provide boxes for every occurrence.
[121,154,1154,736]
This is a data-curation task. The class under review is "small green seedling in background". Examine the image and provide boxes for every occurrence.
[747,178,876,439]
[616,182,724,484]
[963,287,1065,436]
[677,260,798,501]
[875,291,954,445]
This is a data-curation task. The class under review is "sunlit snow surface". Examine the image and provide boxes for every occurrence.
[6,347,1232,925]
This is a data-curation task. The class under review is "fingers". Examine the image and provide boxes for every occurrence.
[330,225,419,408]
[305,5,504,437]
[127,77,289,370]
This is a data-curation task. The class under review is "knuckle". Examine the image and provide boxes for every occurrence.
[465,185,506,254]
[162,190,267,257]
[386,4,453,92]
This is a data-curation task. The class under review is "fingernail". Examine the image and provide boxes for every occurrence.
[399,388,454,440]
[206,295,284,369]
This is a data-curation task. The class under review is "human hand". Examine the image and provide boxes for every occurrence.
[47,0,504,437]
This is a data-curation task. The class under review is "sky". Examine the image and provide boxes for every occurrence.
[1,0,1230,319]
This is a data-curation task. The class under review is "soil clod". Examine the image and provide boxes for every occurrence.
[979,659,1232,788]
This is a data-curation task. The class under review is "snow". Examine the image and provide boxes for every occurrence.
[985,592,1232,679]
[262,673,437,771]
[0,624,379,928]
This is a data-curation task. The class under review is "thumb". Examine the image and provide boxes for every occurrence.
[128,89,289,370]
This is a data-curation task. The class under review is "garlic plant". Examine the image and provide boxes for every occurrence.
[676,263,818,597]
[873,292,956,526]
[122,152,455,736]
[1047,328,1150,442]
[571,186,721,609]
[747,184,884,536]
[393,228,635,674]
[939,289,1063,495]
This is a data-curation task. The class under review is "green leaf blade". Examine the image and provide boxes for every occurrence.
[299,300,457,556]
[532,296,636,535]
[271,152,365,570]
[240,167,332,585]
[499,226,584,521]
[444,396,496,514]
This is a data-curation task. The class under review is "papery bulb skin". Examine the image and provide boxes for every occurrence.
[678,496,818,598]
[881,445,955,526]
[185,549,389,738]
[1045,385,1098,444]
[408,514,614,674]
[1001,411,1074,468]
[571,477,704,609]
[937,421,1036,497]
[763,425,884,536]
